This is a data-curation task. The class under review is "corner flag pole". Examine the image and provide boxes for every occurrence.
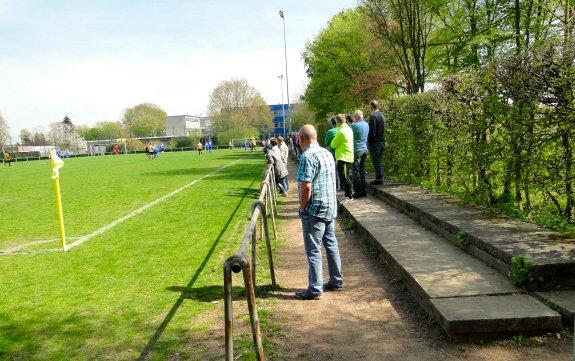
[50,149,67,251]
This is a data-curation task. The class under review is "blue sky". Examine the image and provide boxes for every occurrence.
[0,0,357,137]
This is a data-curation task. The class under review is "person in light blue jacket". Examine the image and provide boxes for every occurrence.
[351,110,369,198]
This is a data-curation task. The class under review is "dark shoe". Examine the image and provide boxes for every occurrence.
[370,180,383,185]
[295,290,321,300]
[352,193,366,199]
[323,283,343,291]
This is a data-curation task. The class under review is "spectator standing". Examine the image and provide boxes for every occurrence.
[272,137,289,192]
[351,110,369,198]
[367,100,386,185]
[294,133,301,158]
[330,114,354,202]
[324,116,340,190]
[264,142,289,196]
[278,136,289,166]
[295,124,343,300]
[3,151,11,168]
[324,117,339,152]
[114,145,119,156]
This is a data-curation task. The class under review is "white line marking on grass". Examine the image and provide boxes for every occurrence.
[0,238,83,255]
[65,158,244,251]
[0,157,246,255]
[0,248,62,256]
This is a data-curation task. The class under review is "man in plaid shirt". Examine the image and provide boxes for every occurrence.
[295,124,343,300]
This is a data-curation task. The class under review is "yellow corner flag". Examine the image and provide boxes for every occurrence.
[50,149,67,251]
[50,149,64,179]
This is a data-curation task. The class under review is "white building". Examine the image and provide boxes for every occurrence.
[165,115,213,137]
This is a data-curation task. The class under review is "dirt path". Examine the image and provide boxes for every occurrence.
[262,161,573,360]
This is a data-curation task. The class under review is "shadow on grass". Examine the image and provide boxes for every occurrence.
[136,171,261,360]
[227,187,261,199]
[0,312,94,360]
[141,166,262,180]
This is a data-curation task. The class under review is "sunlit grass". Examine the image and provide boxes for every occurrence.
[0,150,267,360]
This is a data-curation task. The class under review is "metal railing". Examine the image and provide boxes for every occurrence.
[223,164,278,361]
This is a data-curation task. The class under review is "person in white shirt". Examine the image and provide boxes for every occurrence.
[278,136,289,166]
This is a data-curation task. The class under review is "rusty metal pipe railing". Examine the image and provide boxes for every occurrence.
[223,164,279,361]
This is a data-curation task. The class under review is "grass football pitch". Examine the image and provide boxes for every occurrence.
[0,150,266,360]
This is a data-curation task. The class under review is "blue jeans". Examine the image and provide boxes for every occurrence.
[277,176,288,194]
[299,212,343,295]
[352,151,367,196]
[368,142,385,180]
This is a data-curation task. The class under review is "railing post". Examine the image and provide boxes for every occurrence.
[267,188,278,241]
[223,261,235,361]
[252,229,257,288]
[259,201,277,287]
[221,164,280,360]
[260,180,272,240]
[242,260,265,361]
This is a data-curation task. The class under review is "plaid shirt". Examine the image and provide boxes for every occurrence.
[297,142,337,221]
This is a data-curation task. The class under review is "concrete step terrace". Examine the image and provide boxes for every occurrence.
[367,182,575,292]
[340,196,561,340]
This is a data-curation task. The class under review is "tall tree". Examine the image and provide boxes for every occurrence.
[63,115,74,128]
[48,121,87,151]
[20,129,33,145]
[361,0,434,94]
[0,112,9,147]
[303,8,395,117]
[290,102,316,129]
[32,127,47,146]
[122,103,167,138]
[207,78,273,136]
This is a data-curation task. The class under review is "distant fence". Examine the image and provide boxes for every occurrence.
[223,164,278,361]
[2,145,256,163]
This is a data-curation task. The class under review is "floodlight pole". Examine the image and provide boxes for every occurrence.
[278,75,286,137]
[279,10,291,136]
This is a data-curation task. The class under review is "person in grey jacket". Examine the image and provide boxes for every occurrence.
[277,136,290,191]
[265,141,289,196]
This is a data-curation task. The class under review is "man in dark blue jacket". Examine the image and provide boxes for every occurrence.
[367,100,386,185]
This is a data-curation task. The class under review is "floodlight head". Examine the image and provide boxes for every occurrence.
[279,10,284,18]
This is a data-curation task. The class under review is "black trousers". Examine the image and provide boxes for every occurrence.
[337,160,353,198]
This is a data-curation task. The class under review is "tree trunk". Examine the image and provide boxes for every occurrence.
[562,130,574,220]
